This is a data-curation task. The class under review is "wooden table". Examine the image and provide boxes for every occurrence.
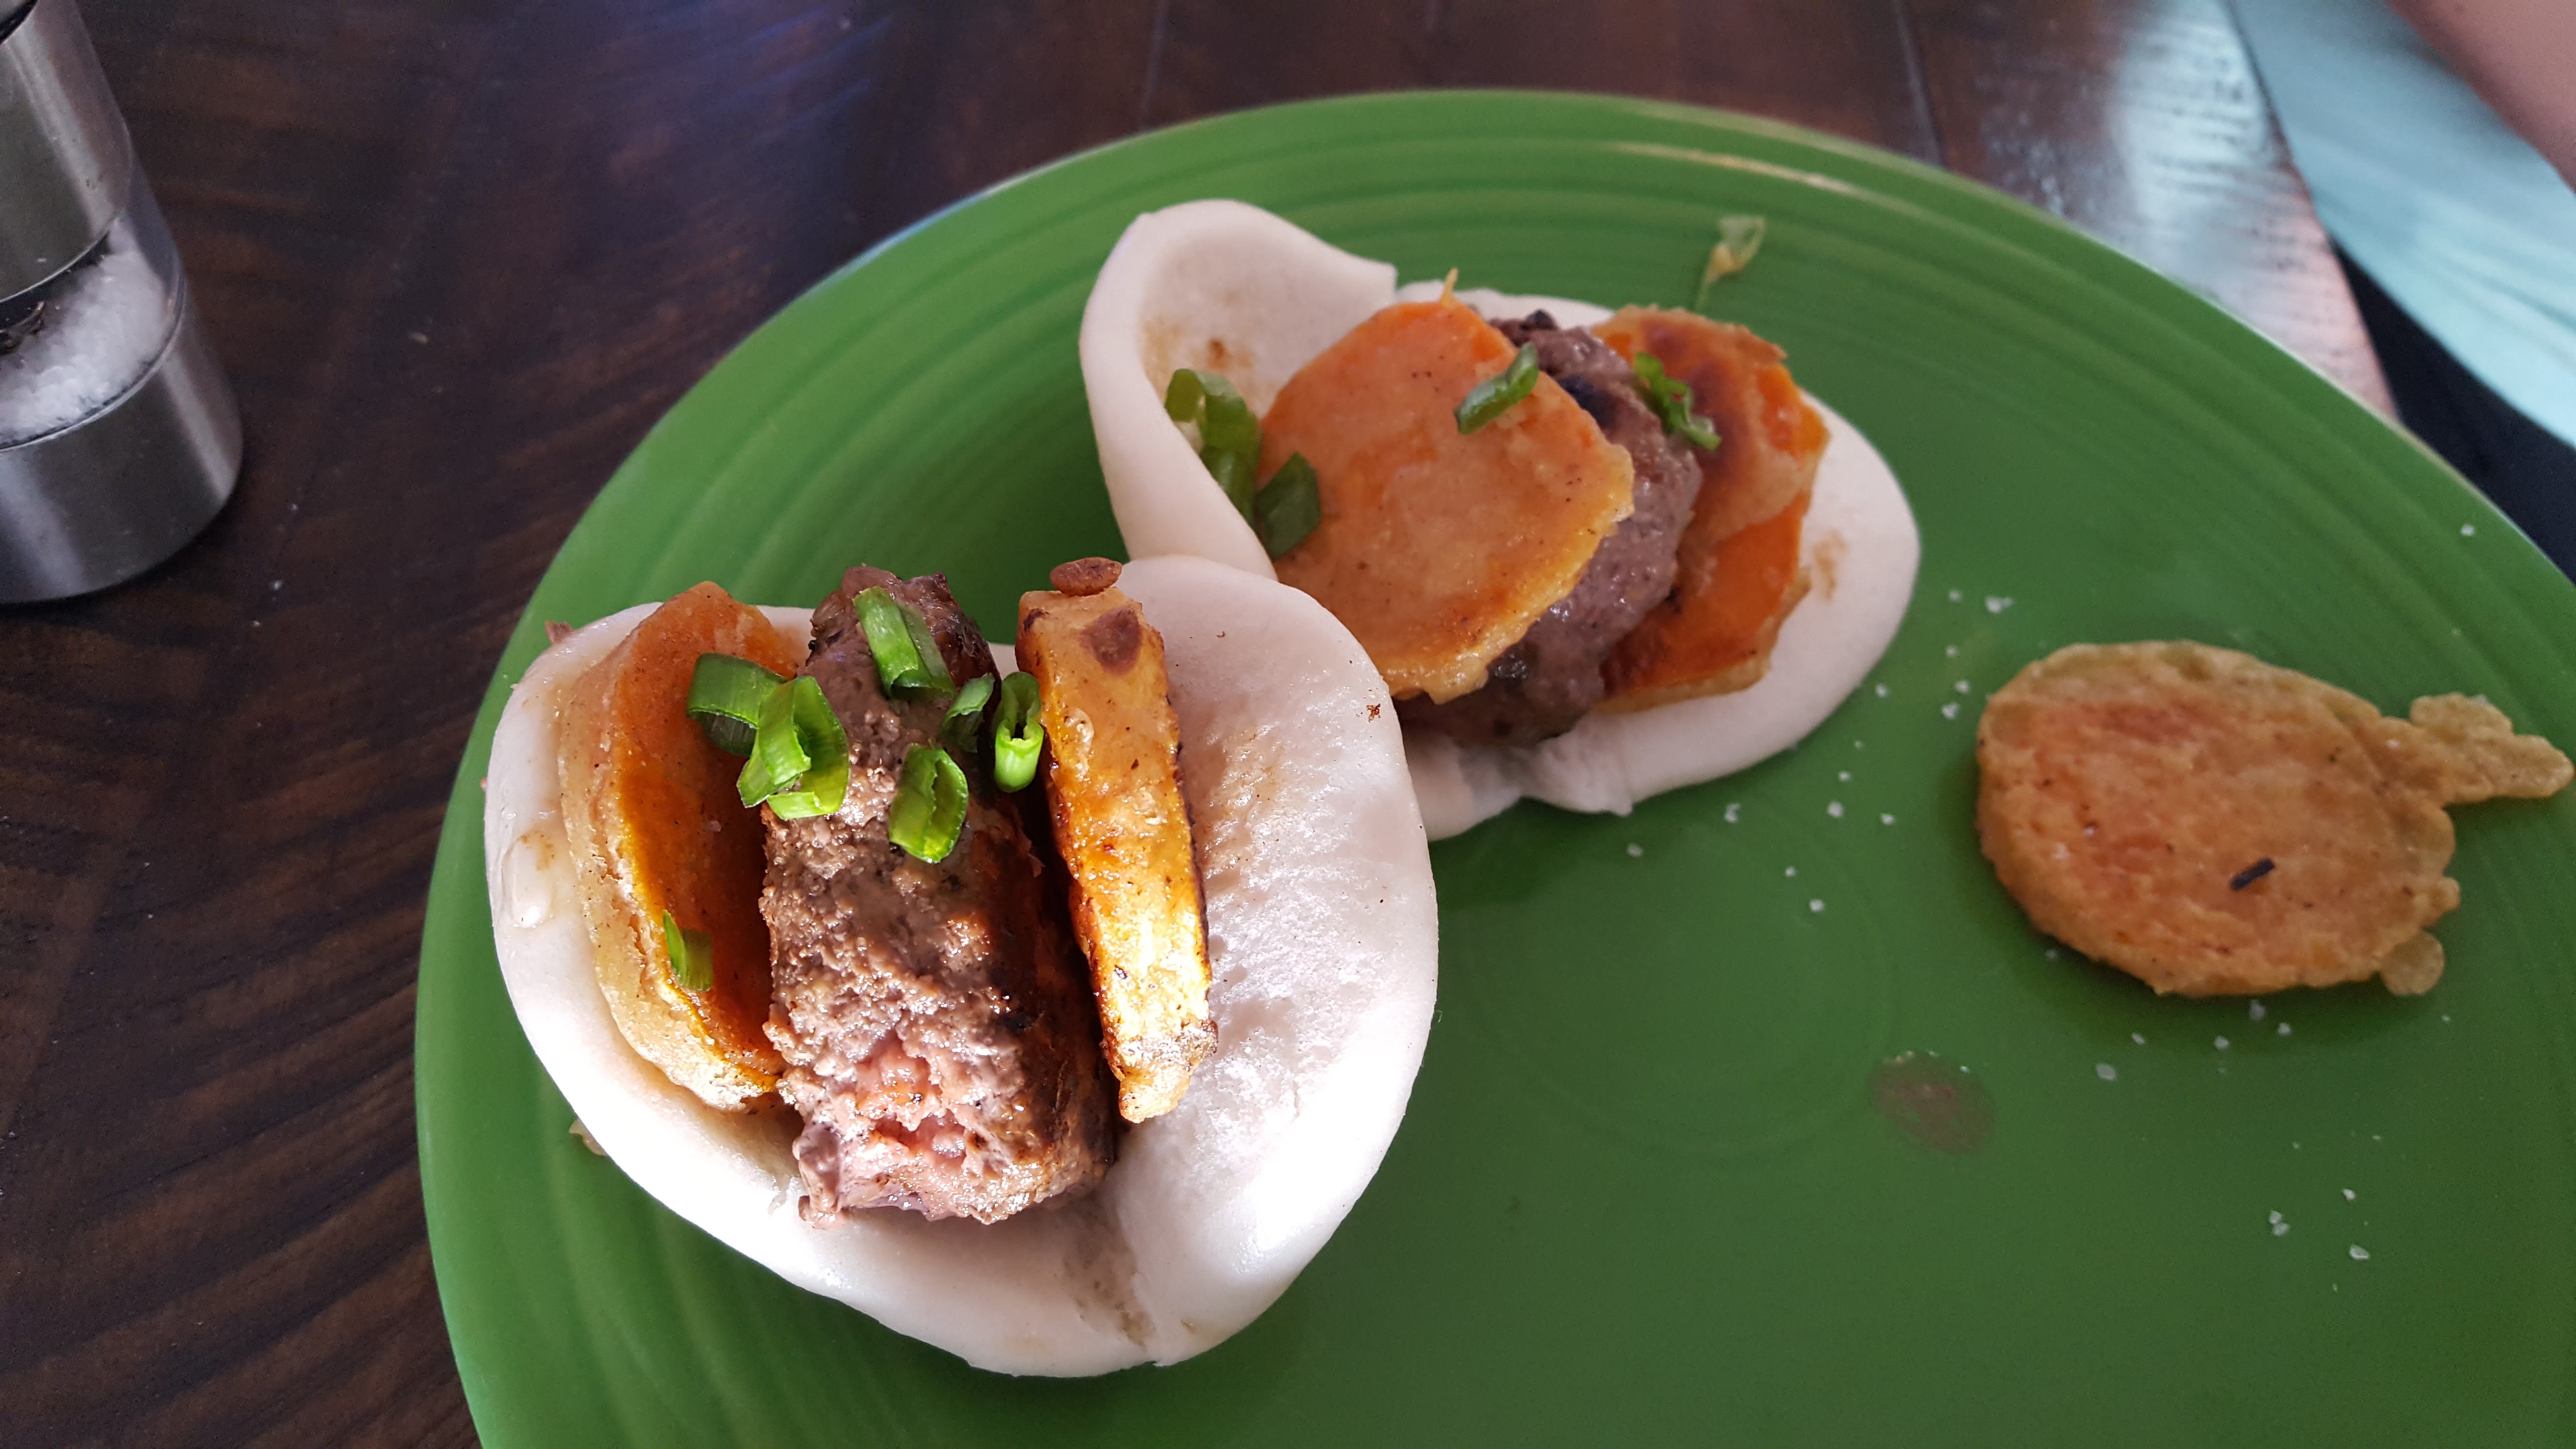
[0,1,2388,1443]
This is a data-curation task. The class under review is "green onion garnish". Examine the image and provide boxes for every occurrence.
[1255,452,1321,558]
[661,909,713,993]
[1455,343,1540,434]
[942,674,995,753]
[1165,369,1263,524]
[854,586,954,701]
[887,744,969,862]
[686,653,784,757]
[1632,353,1721,451]
[992,671,1043,792]
[737,675,851,819]
[1693,214,1767,311]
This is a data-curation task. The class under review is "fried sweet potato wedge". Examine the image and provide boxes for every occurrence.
[1592,307,1829,708]
[1977,642,2572,998]
[1261,295,1636,703]
[1019,561,1214,1123]
[559,582,800,1108]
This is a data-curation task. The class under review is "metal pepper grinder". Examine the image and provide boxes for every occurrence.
[0,0,239,602]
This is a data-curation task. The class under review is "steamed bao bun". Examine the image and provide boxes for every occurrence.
[483,556,1438,1375]
[1080,200,1922,839]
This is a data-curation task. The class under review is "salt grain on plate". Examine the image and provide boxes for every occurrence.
[2343,1189,2356,1201]
[1945,645,1958,658]
[2250,1000,2267,1021]
[2350,1245,2371,1260]
[1954,680,1971,693]
[1874,683,1890,697]
[1624,843,1642,858]
[1948,589,1963,603]
[1941,702,1960,719]
[2278,1023,2291,1036]
[1808,899,1824,913]
[1838,771,1852,781]
[1880,813,1895,825]
[2096,1063,2116,1080]
[2215,1036,2231,1050]
[1985,596,2013,613]
[2461,524,2476,536]
[2131,1032,2146,1044]
[1784,866,1797,878]
[1723,803,1740,823]
[1827,802,1844,818]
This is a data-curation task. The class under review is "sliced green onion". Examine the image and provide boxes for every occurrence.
[1255,452,1321,558]
[1455,343,1540,434]
[992,671,1043,792]
[737,676,850,818]
[1166,369,1262,523]
[661,909,712,993]
[1632,352,1721,451]
[763,676,851,819]
[887,744,969,862]
[1206,446,1258,521]
[686,653,784,756]
[942,674,995,753]
[854,586,954,701]
[1693,214,1767,312]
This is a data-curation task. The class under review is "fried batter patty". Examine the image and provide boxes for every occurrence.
[1976,642,2570,997]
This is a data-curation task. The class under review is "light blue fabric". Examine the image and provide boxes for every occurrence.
[2234,0,2576,447]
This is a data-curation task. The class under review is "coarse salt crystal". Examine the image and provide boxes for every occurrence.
[2350,1245,2371,1260]
[1826,802,1844,818]
[1941,702,1960,719]
[2215,1036,2230,1050]
[1985,596,2013,613]
[1723,803,1740,824]
[1880,813,1895,825]
[2343,1189,2356,1201]
[2131,1032,2146,1044]
[1947,589,1963,603]
[1625,843,1643,858]
[1808,899,1824,913]
[2096,1063,2116,1080]
[2250,1001,2267,1021]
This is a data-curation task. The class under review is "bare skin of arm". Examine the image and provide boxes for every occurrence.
[2388,0,2576,189]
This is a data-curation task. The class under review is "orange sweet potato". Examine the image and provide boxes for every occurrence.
[1592,307,1828,707]
[559,582,800,1109]
[1262,296,1635,704]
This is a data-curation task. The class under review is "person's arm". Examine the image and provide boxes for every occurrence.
[2388,0,2576,189]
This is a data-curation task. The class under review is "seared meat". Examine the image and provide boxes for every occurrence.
[762,566,1117,1224]
[1399,313,1703,746]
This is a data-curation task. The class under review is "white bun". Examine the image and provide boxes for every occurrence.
[1083,205,1921,839]
[482,559,1436,1374]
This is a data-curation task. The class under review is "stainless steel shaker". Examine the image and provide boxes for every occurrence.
[0,0,239,602]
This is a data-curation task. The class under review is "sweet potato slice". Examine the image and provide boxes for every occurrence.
[1602,485,1811,709]
[1592,306,1826,541]
[1261,296,1636,704]
[1592,307,1828,706]
[1018,564,1214,1123]
[558,582,799,1109]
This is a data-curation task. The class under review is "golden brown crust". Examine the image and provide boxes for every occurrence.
[1018,582,1214,1122]
[558,582,800,1108]
[1261,296,1636,704]
[1975,642,2568,998]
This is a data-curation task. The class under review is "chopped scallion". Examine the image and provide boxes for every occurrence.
[686,653,784,756]
[1632,353,1721,451]
[1165,369,1263,524]
[661,910,712,993]
[992,671,1043,792]
[737,675,851,819]
[1255,452,1321,558]
[854,586,954,700]
[1693,214,1767,311]
[887,744,969,862]
[1455,343,1540,433]
[942,674,995,753]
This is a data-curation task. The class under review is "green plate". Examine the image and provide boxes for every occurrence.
[417,92,2576,1445]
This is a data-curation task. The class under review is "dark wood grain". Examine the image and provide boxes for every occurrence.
[0,1,2382,1444]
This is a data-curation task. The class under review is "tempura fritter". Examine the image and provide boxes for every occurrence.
[1976,642,2571,997]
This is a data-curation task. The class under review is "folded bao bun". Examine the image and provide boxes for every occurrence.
[1080,200,1921,839]
[483,555,1438,1374]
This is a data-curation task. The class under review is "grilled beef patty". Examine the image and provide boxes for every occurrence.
[761,566,1117,1224]
[1399,313,1704,746]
